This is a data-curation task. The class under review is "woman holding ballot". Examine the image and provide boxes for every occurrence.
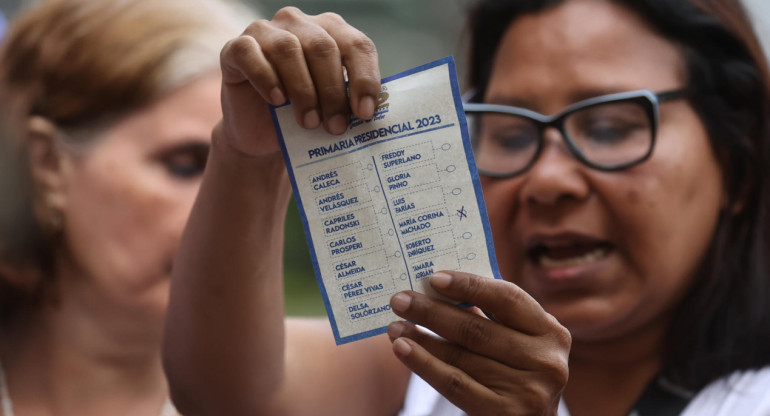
[163,0,770,414]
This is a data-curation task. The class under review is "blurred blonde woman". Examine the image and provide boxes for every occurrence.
[0,0,252,414]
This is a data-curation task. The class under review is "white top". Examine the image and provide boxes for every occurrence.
[399,366,770,416]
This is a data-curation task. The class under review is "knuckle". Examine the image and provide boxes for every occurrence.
[419,298,443,326]
[318,12,345,24]
[529,345,569,394]
[220,37,260,77]
[462,274,486,299]
[226,35,256,58]
[440,371,469,399]
[552,360,570,387]
[265,32,302,58]
[273,6,304,21]
[554,321,572,348]
[244,19,272,35]
[457,317,493,345]
[499,284,529,312]
[501,336,529,363]
[552,347,570,386]
[293,85,318,105]
[543,313,572,348]
[316,84,346,104]
[220,39,235,62]
[303,34,339,59]
[341,33,376,56]
[516,383,555,415]
[538,350,570,388]
[442,346,466,369]
[408,343,437,374]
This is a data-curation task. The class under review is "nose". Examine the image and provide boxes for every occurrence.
[517,127,590,206]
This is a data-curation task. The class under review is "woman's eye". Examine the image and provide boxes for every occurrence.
[492,132,536,151]
[484,122,537,151]
[159,144,209,179]
[584,121,645,144]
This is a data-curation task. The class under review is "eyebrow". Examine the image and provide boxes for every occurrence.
[171,141,211,153]
[151,139,211,157]
[485,86,639,111]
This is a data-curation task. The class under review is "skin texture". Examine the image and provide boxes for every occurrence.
[162,0,725,414]
[59,74,221,327]
[2,74,221,416]
[164,7,568,416]
[486,0,723,341]
[480,1,725,414]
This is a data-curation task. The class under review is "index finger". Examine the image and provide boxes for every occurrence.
[429,271,555,336]
[315,13,381,120]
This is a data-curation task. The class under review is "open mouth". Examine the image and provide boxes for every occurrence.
[528,239,613,269]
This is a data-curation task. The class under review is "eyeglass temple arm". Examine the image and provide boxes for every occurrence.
[657,88,688,103]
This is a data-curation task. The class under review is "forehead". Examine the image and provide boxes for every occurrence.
[130,75,221,138]
[486,0,686,111]
[92,75,221,151]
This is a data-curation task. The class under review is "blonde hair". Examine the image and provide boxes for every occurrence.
[0,0,253,131]
[0,0,255,321]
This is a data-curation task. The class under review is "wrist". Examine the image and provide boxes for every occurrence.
[208,122,292,204]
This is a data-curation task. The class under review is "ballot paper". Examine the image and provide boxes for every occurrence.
[271,56,501,344]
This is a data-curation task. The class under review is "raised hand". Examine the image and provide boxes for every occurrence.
[216,6,381,157]
[164,9,412,416]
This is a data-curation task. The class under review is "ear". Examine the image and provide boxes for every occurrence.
[729,196,746,216]
[721,178,748,216]
[24,116,73,217]
[730,193,746,216]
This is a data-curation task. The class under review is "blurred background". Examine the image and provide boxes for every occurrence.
[0,0,768,317]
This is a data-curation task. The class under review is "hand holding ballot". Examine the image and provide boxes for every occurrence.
[215,7,381,158]
[388,271,570,415]
[272,55,503,344]
[163,6,569,416]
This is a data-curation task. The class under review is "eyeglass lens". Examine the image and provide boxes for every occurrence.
[468,99,653,175]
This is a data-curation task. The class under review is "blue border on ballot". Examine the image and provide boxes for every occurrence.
[270,56,502,345]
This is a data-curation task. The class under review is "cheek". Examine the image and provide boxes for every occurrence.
[481,177,522,281]
[616,137,723,303]
[63,158,196,286]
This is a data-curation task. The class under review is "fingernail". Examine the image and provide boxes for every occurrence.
[390,292,412,313]
[430,272,452,289]
[269,87,286,106]
[387,321,405,340]
[359,95,375,119]
[303,109,320,129]
[327,113,348,135]
[393,338,412,356]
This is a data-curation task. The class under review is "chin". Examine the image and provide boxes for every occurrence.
[540,297,637,342]
[145,283,172,318]
[119,279,171,320]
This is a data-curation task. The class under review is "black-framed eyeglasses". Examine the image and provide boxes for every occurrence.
[463,89,687,178]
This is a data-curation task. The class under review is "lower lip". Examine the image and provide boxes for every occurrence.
[528,251,612,288]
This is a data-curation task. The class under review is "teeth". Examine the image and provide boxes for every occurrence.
[538,247,607,268]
